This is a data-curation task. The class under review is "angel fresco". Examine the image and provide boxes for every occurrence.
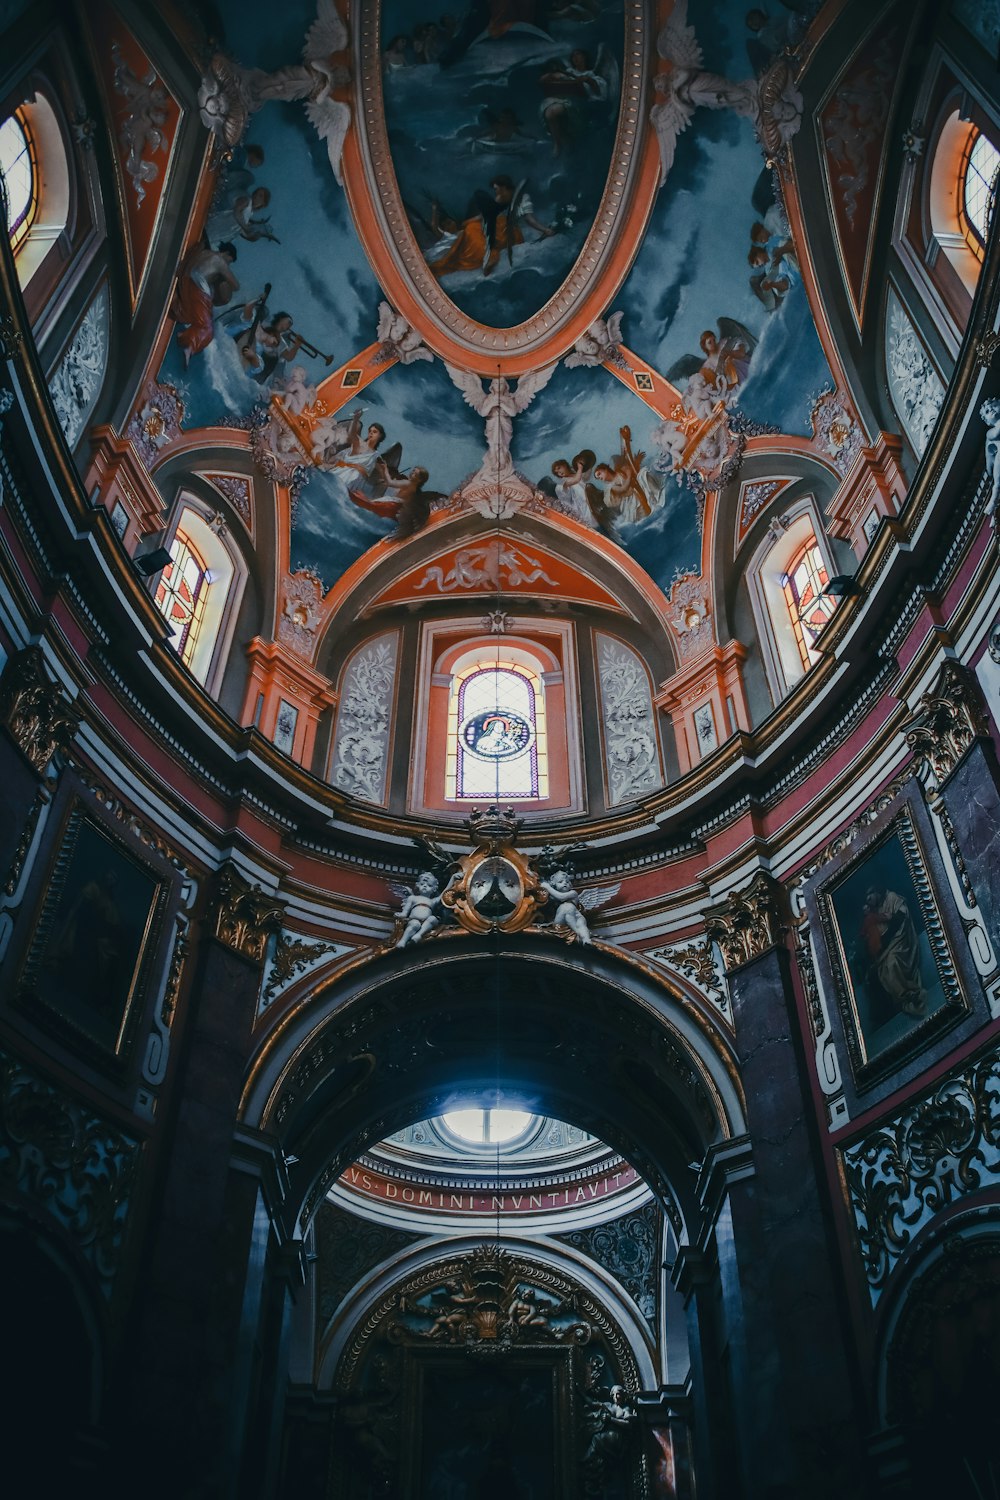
[427,175,557,279]
[592,428,665,525]
[650,0,803,189]
[667,319,758,408]
[538,46,618,155]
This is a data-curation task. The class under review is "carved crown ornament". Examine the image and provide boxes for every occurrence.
[387,807,618,947]
[0,646,80,775]
[703,872,786,974]
[904,661,991,788]
[211,863,284,965]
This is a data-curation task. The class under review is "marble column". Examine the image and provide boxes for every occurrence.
[706,874,865,1499]
[122,865,283,1497]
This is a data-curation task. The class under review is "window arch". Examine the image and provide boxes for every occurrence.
[928,107,999,302]
[152,501,247,693]
[0,90,71,293]
[409,624,583,818]
[445,657,548,802]
[0,109,38,251]
[746,499,839,702]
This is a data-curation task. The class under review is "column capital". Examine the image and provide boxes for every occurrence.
[211,863,284,966]
[0,645,79,775]
[904,659,991,787]
[704,872,785,974]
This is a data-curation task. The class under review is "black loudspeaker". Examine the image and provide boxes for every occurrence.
[134,547,172,577]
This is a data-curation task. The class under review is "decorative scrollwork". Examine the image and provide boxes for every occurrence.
[0,1048,141,1296]
[211,864,284,965]
[704,872,785,973]
[0,646,79,775]
[3,785,48,896]
[904,660,990,788]
[841,1042,1000,1301]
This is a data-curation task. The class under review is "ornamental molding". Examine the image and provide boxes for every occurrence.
[904,660,990,788]
[644,939,729,1023]
[352,0,648,364]
[330,632,397,805]
[260,930,353,1013]
[211,864,284,965]
[842,1042,1000,1303]
[48,285,110,450]
[704,872,785,974]
[0,646,79,775]
[596,635,663,807]
[0,1048,141,1297]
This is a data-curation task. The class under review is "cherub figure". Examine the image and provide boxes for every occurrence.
[981,398,1000,516]
[391,870,454,947]
[539,868,619,946]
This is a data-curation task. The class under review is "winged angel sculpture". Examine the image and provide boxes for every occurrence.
[650,0,803,187]
[445,365,558,480]
[199,0,351,184]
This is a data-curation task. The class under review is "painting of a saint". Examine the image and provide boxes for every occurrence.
[18,810,167,1063]
[827,824,954,1070]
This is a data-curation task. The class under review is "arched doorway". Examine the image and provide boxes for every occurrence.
[241,938,748,1498]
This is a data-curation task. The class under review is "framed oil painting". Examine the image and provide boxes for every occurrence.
[815,806,968,1088]
[16,801,170,1068]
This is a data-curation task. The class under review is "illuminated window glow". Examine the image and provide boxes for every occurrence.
[445,660,548,801]
[961,129,1000,256]
[440,1108,535,1147]
[781,539,836,670]
[155,534,210,667]
[0,111,38,251]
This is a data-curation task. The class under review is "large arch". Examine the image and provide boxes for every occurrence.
[242,937,744,1243]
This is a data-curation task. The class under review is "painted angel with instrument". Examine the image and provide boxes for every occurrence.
[592,426,665,524]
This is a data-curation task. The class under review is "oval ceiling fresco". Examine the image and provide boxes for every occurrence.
[351,0,652,360]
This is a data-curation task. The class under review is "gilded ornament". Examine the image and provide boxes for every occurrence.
[704,871,785,972]
[0,646,79,774]
[212,864,284,964]
[904,661,989,786]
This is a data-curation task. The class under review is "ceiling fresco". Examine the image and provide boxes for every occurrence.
[148,0,837,608]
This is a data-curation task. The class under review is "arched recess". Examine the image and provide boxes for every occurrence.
[874,1212,1000,1498]
[313,1237,655,1498]
[241,937,745,1246]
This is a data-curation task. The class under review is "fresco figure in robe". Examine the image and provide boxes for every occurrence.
[428,175,556,278]
[857,885,929,1022]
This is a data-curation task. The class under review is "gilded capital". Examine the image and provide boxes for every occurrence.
[704,872,785,974]
[0,646,80,774]
[212,864,284,965]
[904,660,990,787]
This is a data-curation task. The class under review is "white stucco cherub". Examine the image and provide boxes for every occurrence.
[981,397,1000,517]
[539,868,619,946]
[390,870,454,948]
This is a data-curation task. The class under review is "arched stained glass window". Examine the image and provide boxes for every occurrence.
[781,538,835,670]
[961,129,1000,255]
[155,533,210,667]
[0,110,38,252]
[445,659,548,801]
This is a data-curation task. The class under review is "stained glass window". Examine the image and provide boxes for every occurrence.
[0,111,38,252]
[962,129,1000,256]
[154,533,209,667]
[781,539,836,670]
[445,659,548,801]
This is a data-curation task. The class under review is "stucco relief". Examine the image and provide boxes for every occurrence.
[331,632,398,805]
[885,289,944,458]
[49,287,110,450]
[596,636,663,806]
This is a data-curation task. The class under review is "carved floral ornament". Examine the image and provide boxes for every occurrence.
[904,661,991,788]
[0,646,80,775]
[211,864,284,965]
[704,872,785,974]
[842,1041,1000,1303]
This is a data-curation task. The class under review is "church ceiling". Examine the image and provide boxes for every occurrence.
[142,0,842,607]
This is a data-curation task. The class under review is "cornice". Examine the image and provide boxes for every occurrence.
[1,143,998,885]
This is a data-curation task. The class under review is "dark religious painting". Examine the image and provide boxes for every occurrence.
[17,806,169,1066]
[382,0,625,326]
[820,814,966,1086]
[414,1357,563,1499]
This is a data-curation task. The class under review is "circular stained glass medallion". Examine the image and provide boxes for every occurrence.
[460,709,533,761]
